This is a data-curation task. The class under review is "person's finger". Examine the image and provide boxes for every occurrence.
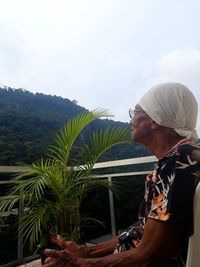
[56,237,67,248]
[50,238,64,248]
[49,234,67,249]
[49,231,57,238]
[49,233,58,242]
[44,256,53,264]
[45,249,62,258]
[45,249,69,259]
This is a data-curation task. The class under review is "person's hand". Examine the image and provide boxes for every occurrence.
[49,232,87,257]
[43,249,84,267]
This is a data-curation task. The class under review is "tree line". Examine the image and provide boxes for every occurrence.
[0,87,151,166]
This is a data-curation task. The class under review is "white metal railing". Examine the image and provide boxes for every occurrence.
[0,155,157,267]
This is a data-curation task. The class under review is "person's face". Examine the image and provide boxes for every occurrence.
[129,104,153,144]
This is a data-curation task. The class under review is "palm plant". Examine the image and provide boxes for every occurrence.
[0,109,131,249]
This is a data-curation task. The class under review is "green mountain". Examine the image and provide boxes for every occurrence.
[0,87,150,165]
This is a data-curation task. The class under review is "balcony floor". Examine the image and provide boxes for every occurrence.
[17,259,41,267]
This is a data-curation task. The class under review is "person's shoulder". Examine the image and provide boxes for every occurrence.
[177,142,200,162]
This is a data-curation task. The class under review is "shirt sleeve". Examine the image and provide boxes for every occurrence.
[148,144,198,236]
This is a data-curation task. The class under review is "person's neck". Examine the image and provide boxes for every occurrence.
[145,135,186,159]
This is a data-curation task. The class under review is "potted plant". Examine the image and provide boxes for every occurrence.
[0,109,131,262]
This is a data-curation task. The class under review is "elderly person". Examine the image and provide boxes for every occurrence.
[43,83,200,267]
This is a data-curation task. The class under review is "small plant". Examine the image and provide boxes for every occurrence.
[0,109,131,249]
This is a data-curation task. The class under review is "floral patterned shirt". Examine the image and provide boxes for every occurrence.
[114,140,200,266]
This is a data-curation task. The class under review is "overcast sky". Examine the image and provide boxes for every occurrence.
[0,0,200,132]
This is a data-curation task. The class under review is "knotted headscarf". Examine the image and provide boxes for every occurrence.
[138,83,199,141]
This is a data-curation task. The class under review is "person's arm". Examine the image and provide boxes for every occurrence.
[44,217,181,267]
[86,237,118,257]
[50,232,118,258]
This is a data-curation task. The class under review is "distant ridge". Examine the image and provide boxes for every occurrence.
[0,87,150,165]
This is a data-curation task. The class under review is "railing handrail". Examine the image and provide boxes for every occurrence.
[90,155,157,169]
[0,166,30,173]
[0,155,157,174]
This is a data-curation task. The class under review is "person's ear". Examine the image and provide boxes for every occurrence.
[151,119,159,130]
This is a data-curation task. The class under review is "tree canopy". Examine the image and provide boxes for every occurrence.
[0,87,151,166]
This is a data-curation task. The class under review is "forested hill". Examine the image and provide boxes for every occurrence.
[0,87,150,165]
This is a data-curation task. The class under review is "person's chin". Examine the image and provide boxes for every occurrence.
[131,133,138,142]
[131,132,142,143]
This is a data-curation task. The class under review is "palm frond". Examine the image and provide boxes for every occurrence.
[19,203,54,249]
[0,195,19,212]
[76,126,131,175]
[11,159,54,202]
[48,109,112,165]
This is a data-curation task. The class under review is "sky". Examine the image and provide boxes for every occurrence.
[0,0,200,132]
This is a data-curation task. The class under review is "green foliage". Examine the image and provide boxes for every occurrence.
[0,109,131,249]
[0,87,150,165]
[0,87,85,165]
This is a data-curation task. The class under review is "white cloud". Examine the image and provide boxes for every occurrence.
[150,49,200,92]
[143,49,200,100]
[1,0,200,133]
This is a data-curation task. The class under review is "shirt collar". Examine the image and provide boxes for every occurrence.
[161,138,191,160]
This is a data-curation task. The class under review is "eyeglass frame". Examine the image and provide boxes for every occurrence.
[128,108,144,119]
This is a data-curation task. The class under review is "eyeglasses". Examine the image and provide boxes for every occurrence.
[129,109,134,119]
[128,108,144,119]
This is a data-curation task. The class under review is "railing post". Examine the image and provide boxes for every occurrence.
[108,176,116,237]
[18,190,24,264]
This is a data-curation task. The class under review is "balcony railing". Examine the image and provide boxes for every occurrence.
[0,155,157,267]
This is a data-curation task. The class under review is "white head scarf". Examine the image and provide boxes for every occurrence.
[138,83,199,141]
